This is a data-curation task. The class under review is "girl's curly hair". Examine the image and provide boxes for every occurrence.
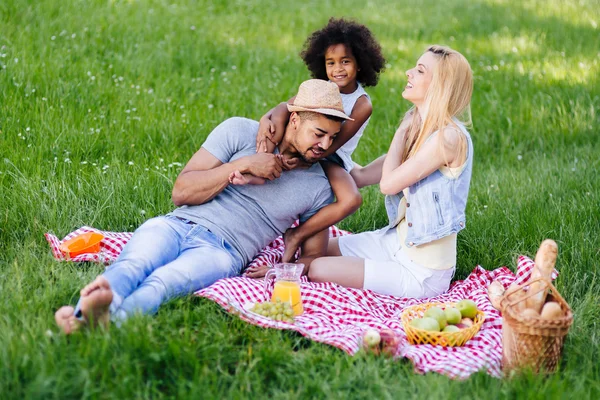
[300,18,386,87]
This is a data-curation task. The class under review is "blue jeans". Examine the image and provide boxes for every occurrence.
[74,215,244,322]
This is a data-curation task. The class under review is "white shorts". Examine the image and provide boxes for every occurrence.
[338,227,455,298]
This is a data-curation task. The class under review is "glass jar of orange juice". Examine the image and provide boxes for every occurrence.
[264,263,304,316]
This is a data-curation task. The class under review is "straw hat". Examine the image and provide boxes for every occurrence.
[287,79,354,121]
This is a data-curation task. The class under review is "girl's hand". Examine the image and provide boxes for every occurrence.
[257,117,277,153]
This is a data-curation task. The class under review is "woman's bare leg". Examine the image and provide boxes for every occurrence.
[308,256,365,289]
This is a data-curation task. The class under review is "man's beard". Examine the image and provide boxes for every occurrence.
[299,149,322,165]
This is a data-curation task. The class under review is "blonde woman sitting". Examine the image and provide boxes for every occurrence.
[309,45,474,298]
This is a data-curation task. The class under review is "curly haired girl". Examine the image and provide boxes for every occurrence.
[238,18,386,276]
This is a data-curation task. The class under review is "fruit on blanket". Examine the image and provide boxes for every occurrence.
[379,329,401,356]
[540,301,563,320]
[424,306,447,329]
[456,299,478,319]
[250,300,295,323]
[362,329,381,349]
[444,307,462,325]
[443,325,461,333]
[460,317,474,328]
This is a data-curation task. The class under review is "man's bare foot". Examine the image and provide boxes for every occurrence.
[79,276,113,329]
[55,306,84,334]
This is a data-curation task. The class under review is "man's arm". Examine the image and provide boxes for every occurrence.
[296,229,329,276]
[172,149,284,206]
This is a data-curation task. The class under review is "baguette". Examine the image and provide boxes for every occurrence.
[524,239,558,312]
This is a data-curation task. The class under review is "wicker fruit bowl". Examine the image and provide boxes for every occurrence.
[401,302,485,347]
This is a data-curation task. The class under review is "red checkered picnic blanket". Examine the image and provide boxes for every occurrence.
[45,225,557,379]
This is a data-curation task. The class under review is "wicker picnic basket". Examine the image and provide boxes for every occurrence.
[501,277,573,373]
[401,302,485,347]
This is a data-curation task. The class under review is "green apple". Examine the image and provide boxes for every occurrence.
[444,307,462,325]
[423,306,447,329]
[442,325,460,333]
[414,317,441,332]
[456,299,478,319]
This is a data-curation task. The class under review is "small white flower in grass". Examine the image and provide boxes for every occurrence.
[208,104,214,109]
[231,65,237,70]
[42,97,47,101]
[159,158,164,163]
[88,109,91,113]
[147,88,153,94]
[132,108,136,112]
[128,161,134,166]
[71,33,76,38]
[81,161,88,165]
[517,155,523,160]
[145,168,149,171]
[64,158,71,163]
[512,47,518,53]
[92,163,97,166]
[190,25,196,30]
[571,167,576,172]
[91,76,95,80]
[87,71,91,76]
[14,58,18,63]
[210,68,215,73]
[26,127,30,132]
[484,205,488,209]
[140,210,146,215]
[51,36,56,40]
[125,109,130,113]
[180,105,184,109]
[45,330,53,338]
[490,184,494,188]
[102,165,109,170]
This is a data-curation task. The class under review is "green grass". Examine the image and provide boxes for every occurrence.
[1,0,599,398]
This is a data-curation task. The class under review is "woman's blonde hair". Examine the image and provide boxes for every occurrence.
[402,45,473,164]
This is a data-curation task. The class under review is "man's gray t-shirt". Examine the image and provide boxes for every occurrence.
[170,117,334,265]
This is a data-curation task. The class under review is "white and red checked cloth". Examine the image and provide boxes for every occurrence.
[45,226,557,379]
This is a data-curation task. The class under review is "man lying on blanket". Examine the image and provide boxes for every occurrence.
[55,79,352,333]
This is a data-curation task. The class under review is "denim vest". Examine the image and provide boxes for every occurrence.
[384,122,473,247]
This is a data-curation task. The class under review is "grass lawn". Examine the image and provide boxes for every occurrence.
[1,0,599,398]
